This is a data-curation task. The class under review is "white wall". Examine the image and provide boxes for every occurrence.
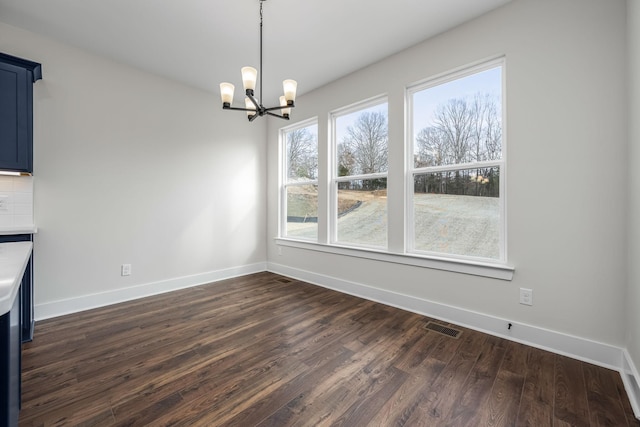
[267,0,628,347]
[0,22,267,317]
[627,0,640,396]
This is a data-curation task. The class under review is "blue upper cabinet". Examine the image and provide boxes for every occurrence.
[0,53,41,174]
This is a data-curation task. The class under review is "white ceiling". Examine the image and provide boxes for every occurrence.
[0,0,511,104]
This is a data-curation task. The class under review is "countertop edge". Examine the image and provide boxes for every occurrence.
[0,226,38,235]
[0,241,33,315]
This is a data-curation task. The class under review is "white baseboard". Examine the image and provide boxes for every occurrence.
[267,262,624,371]
[622,350,640,419]
[35,262,267,321]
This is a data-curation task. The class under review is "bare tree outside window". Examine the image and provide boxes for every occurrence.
[286,127,318,180]
[415,94,501,168]
[414,93,501,198]
[339,111,388,175]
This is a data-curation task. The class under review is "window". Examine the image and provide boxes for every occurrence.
[277,58,511,279]
[281,120,318,241]
[331,99,388,248]
[408,60,505,261]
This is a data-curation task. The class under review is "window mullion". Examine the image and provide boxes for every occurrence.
[334,172,388,182]
[412,160,502,175]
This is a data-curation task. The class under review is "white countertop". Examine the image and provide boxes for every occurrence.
[0,241,33,315]
[0,225,37,235]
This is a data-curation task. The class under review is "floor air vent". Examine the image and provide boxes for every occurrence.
[424,321,462,338]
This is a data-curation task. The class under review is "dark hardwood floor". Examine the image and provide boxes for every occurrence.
[19,272,640,426]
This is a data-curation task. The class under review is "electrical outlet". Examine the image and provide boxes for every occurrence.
[277,246,282,256]
[121,264,131,276]
[520,288,533,306]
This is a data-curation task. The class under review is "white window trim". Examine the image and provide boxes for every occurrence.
[406,57,507,264]
[274,237,514,281]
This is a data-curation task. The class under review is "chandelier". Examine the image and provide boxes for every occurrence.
[219,0,297,122]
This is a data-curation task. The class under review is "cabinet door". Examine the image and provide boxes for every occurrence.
[0,61,32,173]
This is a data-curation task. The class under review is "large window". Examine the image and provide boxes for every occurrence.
[408,60,504,261]
[332,99,388,248]
[281,120,318,241]
[277,58,509,277]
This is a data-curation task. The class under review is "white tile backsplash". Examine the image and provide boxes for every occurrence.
[14,204,32,215]
[12,178,33,192]
[13,215,33,227]
[0,176,33,228]
[0,195,9,213]
[13,192,33,204]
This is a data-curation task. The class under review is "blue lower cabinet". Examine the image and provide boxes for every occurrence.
[0,288,21,427]
[0,237,33,426]
[0,234,34,342]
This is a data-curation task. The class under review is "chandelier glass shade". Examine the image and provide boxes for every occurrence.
[219,0,297,121]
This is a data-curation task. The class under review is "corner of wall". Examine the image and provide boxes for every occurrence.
[626,0,640,419]
[623,350,640,419]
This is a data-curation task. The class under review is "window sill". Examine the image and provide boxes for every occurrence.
[274,238,514,281]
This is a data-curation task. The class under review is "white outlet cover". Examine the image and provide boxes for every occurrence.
[121,264,131,276]
[520,288,533,305]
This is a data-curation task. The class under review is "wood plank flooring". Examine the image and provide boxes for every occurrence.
[19,272,640,426]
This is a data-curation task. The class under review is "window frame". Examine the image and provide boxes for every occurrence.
[406,57,506,263]
[279,117,319,242]
[329,96,389,249]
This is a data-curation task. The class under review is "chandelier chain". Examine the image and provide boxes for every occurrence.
[259,0,264,105]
